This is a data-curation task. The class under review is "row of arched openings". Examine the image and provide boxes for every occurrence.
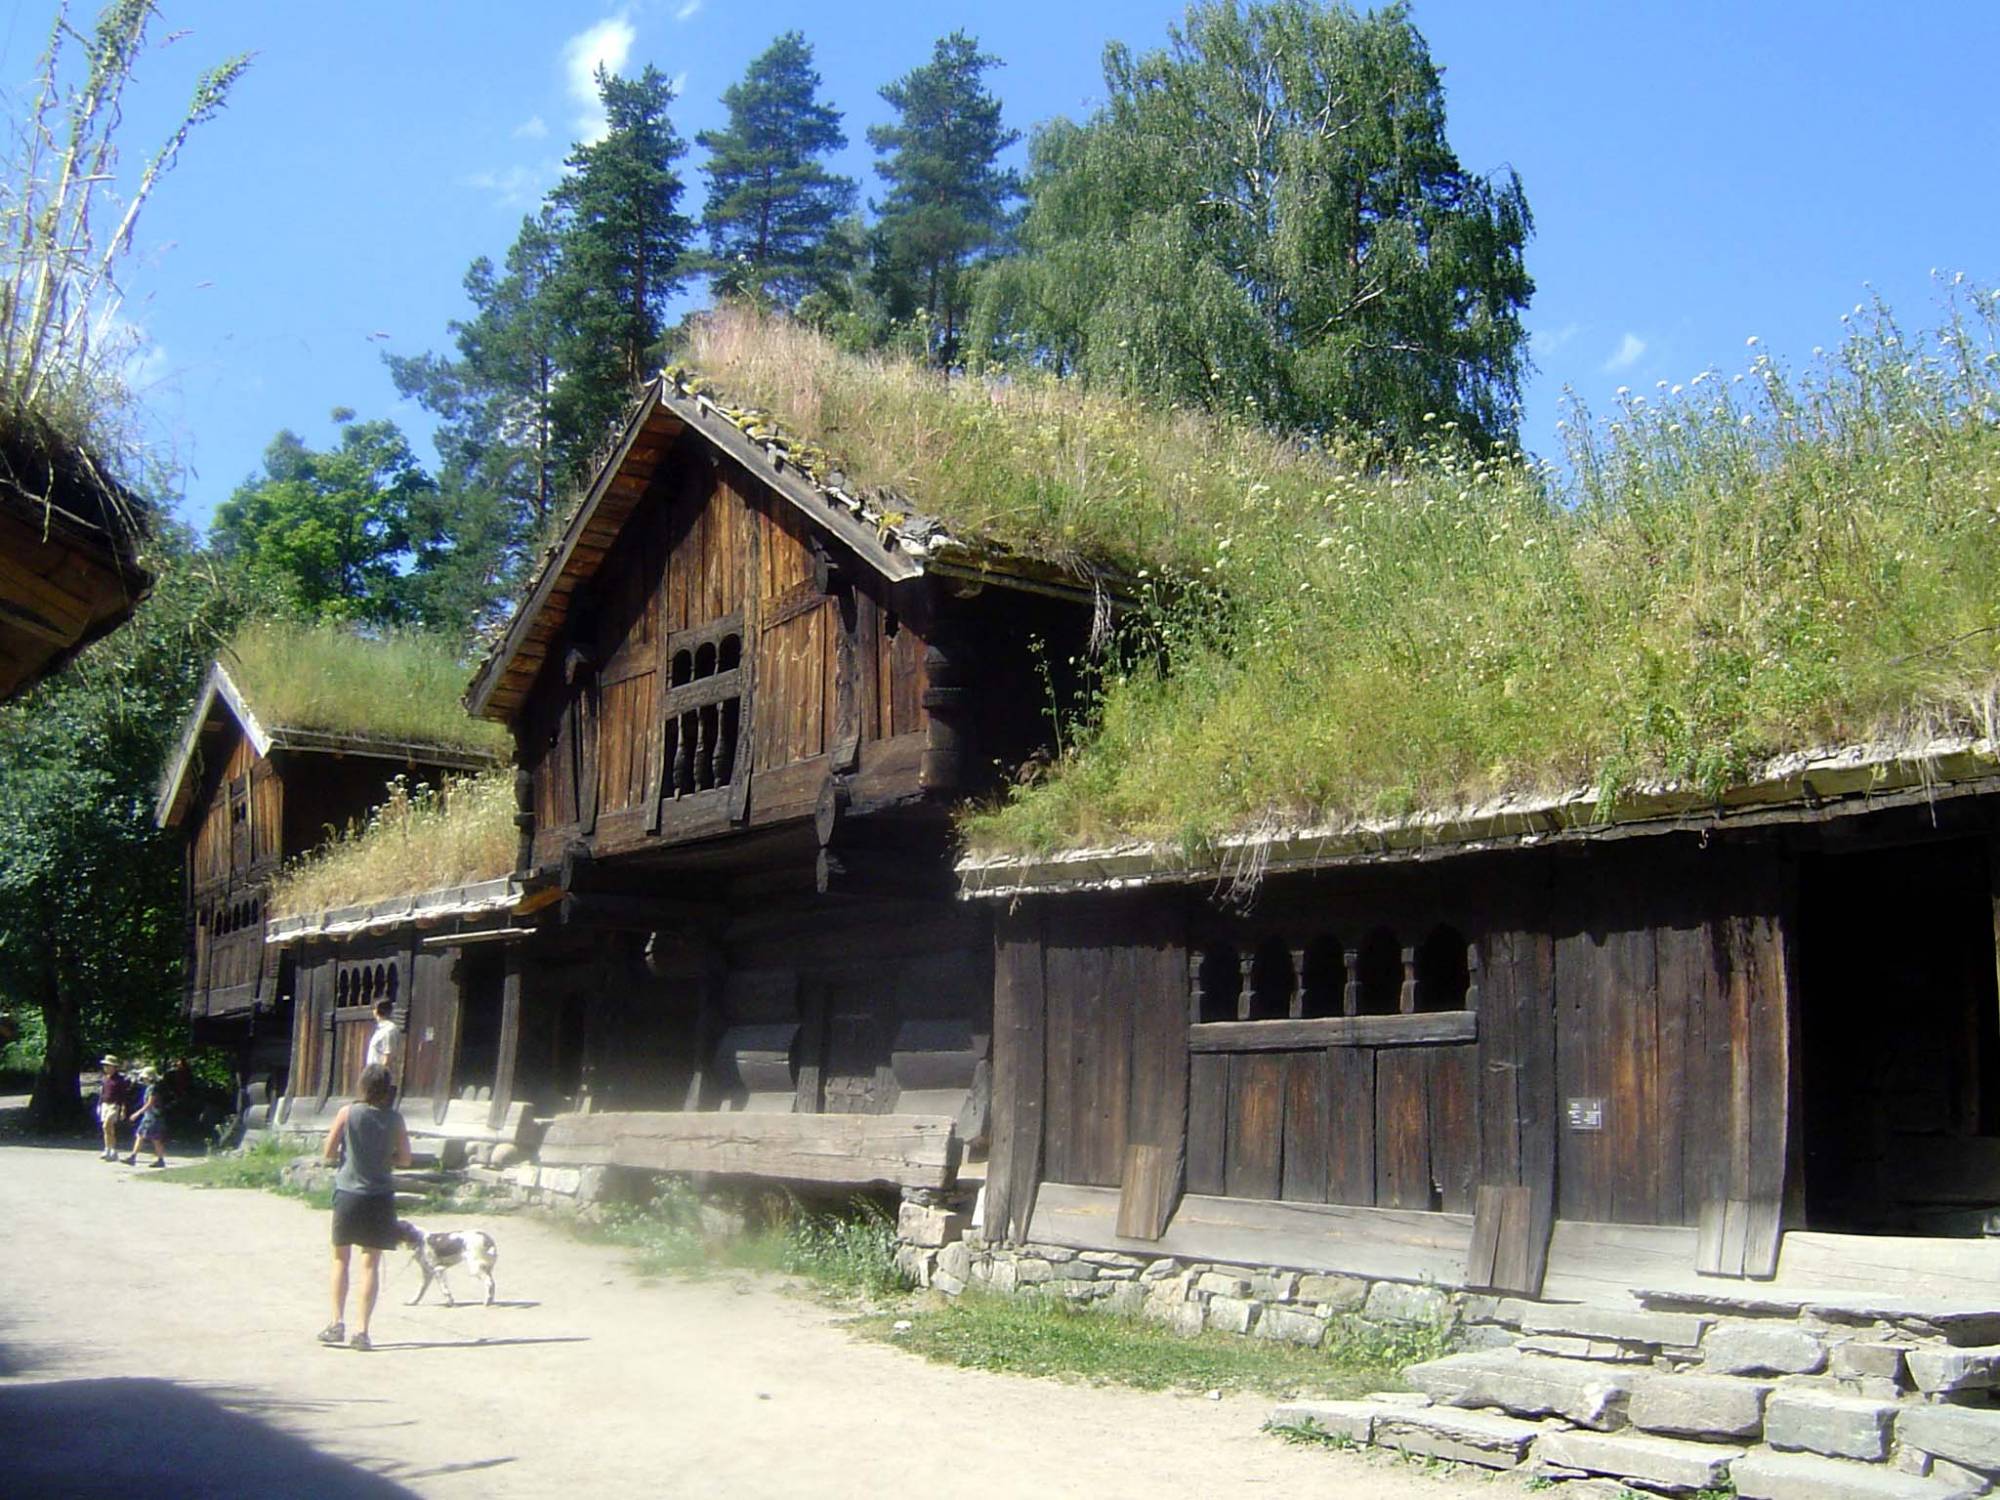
[210,897,262,935]
[665,631,744,797]
[1193,925,1473,1024]
[336,962,398,1009]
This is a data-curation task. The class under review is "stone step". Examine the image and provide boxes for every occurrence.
[1514,1301,1710,1350]
[1702,1321,1829,1376]
[1367,1406,1544,1469]
[1764,1389,1897,1463]
[1900,1403,2000,1474]
[1732,1450,1984,1500]
[1628,1371,1773,1440]
[1909,1345,2000,1396]
[1532,1428,1740,1492]
[1638,1287,2000,1346]
[1402,1348,1636,1430]
[1264,1393,1430,1447]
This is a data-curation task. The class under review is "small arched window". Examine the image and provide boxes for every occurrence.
[1356,927,1402,1016]
[1195,944,1241,1023]
[1416,925,1471,1012]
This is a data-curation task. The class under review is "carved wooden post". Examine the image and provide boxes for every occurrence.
[1465,941,1483,1012]
[920,624,970,795]
[673,711,692,796]
[1188,949,1207,1024]
[1290,944,1308,1019]
[1401,944,1420,1014]
[1343,945,1361,1017]
[512,765,535,877]
[1237,948,1257,1021]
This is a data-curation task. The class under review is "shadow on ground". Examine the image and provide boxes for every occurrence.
[0,1377,511,1496]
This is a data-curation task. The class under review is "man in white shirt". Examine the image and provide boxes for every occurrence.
[366,1000,398,1074]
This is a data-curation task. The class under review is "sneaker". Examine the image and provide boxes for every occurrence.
[316,1322,345,1345]
[349,1331,372,1352]
[147,1159,165,1169]
[121,1154,137,1165]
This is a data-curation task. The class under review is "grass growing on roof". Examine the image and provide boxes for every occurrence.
[268,769,514,917]
[222,620,509,755]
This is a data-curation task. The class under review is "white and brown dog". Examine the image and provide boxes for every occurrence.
[395,1220,499,1307]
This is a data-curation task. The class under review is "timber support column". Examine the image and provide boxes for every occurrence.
[512,764,536,876]
[920,626,971,795]
[490,941,524,1131]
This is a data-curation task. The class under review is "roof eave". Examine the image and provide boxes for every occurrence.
[955,737,2000,899]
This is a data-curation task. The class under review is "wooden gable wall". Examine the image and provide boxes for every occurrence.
[522,437,932,866]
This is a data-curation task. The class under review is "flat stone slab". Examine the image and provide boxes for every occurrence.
[1637,1286,1813,1318]
[1369,1406,1544,1469]
[1733,1449,1985,1500]
[1703,1321,1829,1376]
[1908,1345,2000,1395]
[1403,1349,1635,1430]
[1517,1301,1710,1349]
[1901,1403,2000,1473]
[1516,1334,1653,1363]
[1265,1400,1378,1443]
[1629,1372,1772,1440]
[1764,1389,1897,1462]
[1533,1428,1740,1491]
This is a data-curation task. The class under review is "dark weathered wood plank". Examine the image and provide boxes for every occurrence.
[1186,1052,1228,1197]
[1428,1044,1482,1214]
[489,944,523,1130]
[1466,1184,1505,1289]
[1116,1142,1183,1241]
[1325,1045,1376,1206]
[1224,1052,1284,1201]
[1189,1011,1476,1052]
[1375,1048,1432,1211]
[1281,1050,1328,1204]
[538,1109,959,1189]
[988,905,1047,1245]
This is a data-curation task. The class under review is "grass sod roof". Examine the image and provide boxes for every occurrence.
[672,294,2000,857]
[221,621,511,757]
[266,768,515,920]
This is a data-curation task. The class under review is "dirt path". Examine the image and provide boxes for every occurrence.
[0,1124,1526,1498]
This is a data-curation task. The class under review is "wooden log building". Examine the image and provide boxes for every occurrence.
[0,423,152,702]
[225,362,2000,1304]
[962,740,2000,1300]
[155,658,499,1086]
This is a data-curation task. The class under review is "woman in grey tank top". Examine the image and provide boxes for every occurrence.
[319,1063,411,1350]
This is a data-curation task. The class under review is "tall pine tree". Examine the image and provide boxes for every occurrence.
[388,207,566,622]
[868,32,1020,365]
[552,65,694,449]
[697,32,855,310]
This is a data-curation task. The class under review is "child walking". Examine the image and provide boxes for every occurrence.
[123,1067,167,1168]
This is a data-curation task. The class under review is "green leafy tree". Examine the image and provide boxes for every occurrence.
[971,0,1534,450]
[697,32,856,310]
[552,65,694,451]
[210,414,438,626]
[0,536,243,1129]
[868,32,1021,365]
[388,207,567,622]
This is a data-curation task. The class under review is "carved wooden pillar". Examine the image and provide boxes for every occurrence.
[1343,945,1361,1017]
[512,765,536,877]
[1188,949,1207,1024]
[1290,944,1308,1019]
[1400,944,1420,1014]
[920,625,971,795]
[1237,949,1257,1021]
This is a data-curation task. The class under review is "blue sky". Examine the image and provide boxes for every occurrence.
[16,0,2000,528]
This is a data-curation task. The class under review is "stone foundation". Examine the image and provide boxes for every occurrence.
[895,1194,2000,1495]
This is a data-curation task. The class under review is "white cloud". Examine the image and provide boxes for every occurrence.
[463,163,557,210]
[564,15,638,143]
[1530,321,1581,357]
[669,69,687,98]
[1602,332,1648,373]
[512,114,548,141]
[674,0,702,19]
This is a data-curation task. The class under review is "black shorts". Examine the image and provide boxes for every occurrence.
[331,1189,400,1250]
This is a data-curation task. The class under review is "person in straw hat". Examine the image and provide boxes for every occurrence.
[122,1065,168,1168]
[96,1055,132,1161]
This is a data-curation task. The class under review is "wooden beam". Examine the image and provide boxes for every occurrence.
[537,1109,960,1190]
[420,927,540,948]
[1188,1011,1477,1052]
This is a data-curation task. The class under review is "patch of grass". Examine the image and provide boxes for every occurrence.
[578,1180,909,1297]
[1263,1415,1356,1450]
[863,1292,1446,1397]
[269,768,514,918]
[684,289,2000,853]
[222,620,510,757]
[148,1138,331,1208]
